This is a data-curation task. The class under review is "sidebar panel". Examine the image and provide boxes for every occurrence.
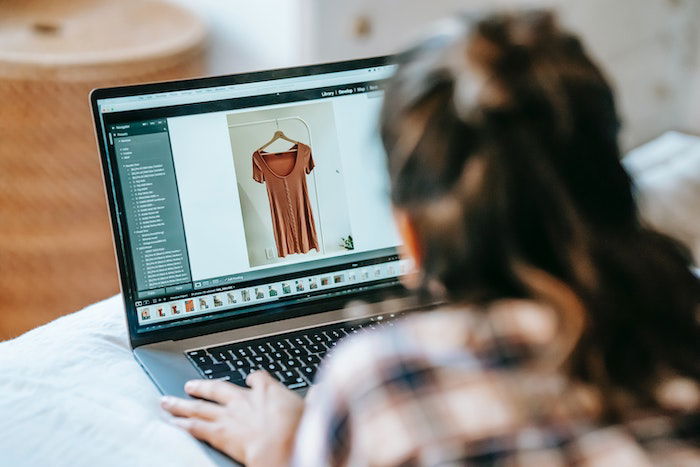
[110,120,192,295]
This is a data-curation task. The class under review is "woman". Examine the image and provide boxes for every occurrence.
[161,10,700,466]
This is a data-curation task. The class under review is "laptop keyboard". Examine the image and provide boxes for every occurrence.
[186,313,401,390]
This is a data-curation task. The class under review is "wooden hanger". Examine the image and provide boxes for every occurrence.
[257,130,299,152]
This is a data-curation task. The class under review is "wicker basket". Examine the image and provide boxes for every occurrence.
[0,0,206,338]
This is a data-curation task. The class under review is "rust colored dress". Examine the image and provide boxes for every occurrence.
[252,142,319,257]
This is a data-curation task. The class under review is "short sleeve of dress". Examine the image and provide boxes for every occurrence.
[253,153,265,183]
[305,145,315,174]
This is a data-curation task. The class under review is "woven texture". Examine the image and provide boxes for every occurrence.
[0,0,205,339]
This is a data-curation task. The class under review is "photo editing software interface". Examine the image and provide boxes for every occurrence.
[97,64,408,332]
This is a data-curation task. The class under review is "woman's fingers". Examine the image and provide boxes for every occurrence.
[175,418,245,462]
[184,379,243,404]
[172,418,221,444]
[246,369,276,389]
[161,396,222,421]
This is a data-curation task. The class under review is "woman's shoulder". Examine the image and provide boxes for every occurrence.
[312,304,700,465]
[319,300,557,399]
[333,299,556,360]
[326,306,477,368]
[307,303,558,464]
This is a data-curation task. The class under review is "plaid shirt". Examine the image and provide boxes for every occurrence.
[292,301,699,466]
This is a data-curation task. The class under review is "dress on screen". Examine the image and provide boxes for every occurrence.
[253,142,319,257]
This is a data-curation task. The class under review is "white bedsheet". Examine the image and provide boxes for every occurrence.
[0,295,214,467]
[1,132,698,466]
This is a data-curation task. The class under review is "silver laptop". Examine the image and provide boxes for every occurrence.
[91,56,421,462]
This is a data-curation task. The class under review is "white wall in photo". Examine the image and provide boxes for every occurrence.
[167,112,250,281]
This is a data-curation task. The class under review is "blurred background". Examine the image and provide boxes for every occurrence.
[1,0,699,339]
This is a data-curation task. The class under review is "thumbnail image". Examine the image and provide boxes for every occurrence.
[360,270,369,281]
[213,295,223,307]
[320,277,330,286]
[281,282,291,294]
[199,298,209,310]
[157,306,166,317]
[295,280,305,292]
[141,308,151,320]
[348,272,357,282]
[227,292,237,304]
[255,288,265,300]
[399,262,407,274]
[268,285,278,297]
[242,290,251,302]
[171,304,181,315]
[333,274,345,284]
[308,278,318,290]
[374,267,382,277]
[388,265,395,275]
[185,300,195,313]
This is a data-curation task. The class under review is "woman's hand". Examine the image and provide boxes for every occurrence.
[160,371,304,467]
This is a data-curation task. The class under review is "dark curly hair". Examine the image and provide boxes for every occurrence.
[380,10,700,421]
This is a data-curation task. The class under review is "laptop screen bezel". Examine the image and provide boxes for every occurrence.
[90,55,404,348]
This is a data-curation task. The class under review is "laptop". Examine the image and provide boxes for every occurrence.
[90,56,422,462]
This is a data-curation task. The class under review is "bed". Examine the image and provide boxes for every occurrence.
[1,132,698,466]
[0,295,214,466]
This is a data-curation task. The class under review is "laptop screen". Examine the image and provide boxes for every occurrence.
[94,60,406,334]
